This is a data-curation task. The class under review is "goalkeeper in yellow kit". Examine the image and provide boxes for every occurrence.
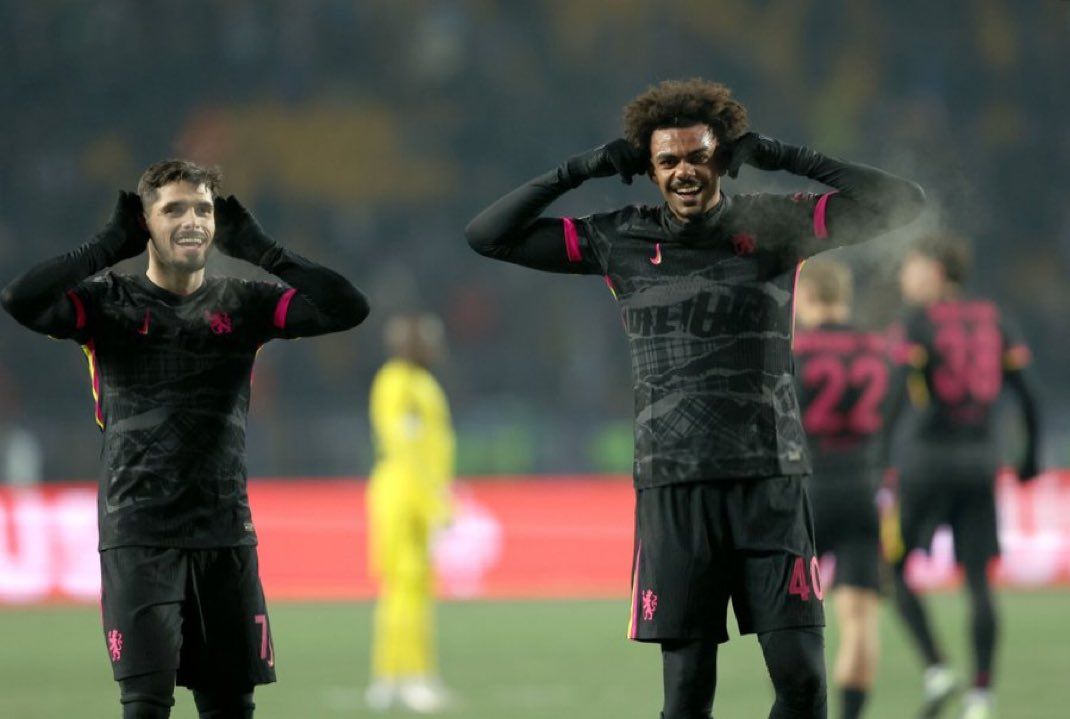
[365,314,456,713]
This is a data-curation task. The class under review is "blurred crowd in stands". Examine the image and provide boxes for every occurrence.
[1,0,1067,480]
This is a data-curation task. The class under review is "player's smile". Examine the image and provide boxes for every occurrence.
[670,180,704,201]
[173,228,209,248]
[171,230,208,255]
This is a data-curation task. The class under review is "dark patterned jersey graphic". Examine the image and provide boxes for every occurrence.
[66,272,293,549]
[565,192,840,487]
[895,297,1031,462]
[793,323,893,478]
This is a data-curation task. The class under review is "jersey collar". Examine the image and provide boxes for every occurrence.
[133,273,213,305]
[659,192,730,243]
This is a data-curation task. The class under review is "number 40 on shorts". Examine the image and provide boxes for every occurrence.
[788,556,824,601]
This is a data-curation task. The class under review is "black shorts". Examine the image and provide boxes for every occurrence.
[807,475,881,592]
[100,545,276,689]
[898,472,1000,569]
[627,476,825,644]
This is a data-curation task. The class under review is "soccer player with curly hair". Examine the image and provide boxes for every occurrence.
[887,233,1041,719]
[466,78,925,718]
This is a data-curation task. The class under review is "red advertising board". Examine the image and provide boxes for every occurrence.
[1,473,1069,604]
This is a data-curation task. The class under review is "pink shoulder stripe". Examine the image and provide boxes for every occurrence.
[813,192,836,240]
[562,217,583,263]
[66,290,87,330]
[273,288,298,329]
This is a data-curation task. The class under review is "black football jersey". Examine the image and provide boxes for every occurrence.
[563,192,842,487]
[67,272,295,549]
[793,322,893,478]
[894,297,1031,460]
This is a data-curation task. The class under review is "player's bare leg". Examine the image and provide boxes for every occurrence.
[832,587,879,719]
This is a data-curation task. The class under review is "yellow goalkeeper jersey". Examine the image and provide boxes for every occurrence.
[369,358,455,527]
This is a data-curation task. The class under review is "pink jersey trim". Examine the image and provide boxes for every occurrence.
[813,192,836,240]
[81,340,104,430]
[562,217,583,263]
[273,288,298,329]
[66,290,87,330]
[790,260,805,344]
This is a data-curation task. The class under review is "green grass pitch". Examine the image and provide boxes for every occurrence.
[1,591,1066,718]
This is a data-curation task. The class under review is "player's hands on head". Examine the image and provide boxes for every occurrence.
[563,138,648,187]
[213,195,276,264]
[102,191,149,261]
[721,132,785,179]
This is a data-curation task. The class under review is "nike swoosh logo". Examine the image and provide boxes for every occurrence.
[649,243,662,265]
[138,310,150,335]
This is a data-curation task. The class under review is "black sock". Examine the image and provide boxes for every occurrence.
[892,561,943,666]
[841,687,867,719]
[660,637,719,719]
[192,689,256,719]
[758,627,828,719]
[964,560,997,689]
[119,670,175,719]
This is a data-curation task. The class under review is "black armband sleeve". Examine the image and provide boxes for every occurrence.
[465,169,601,274]
[0,239,122,338]
[778,145,925,253]
[1004,367,1042,473]
[257,246,369,338]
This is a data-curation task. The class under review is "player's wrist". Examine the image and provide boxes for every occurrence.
[561,139,646,187]
[724,133,789,178]
[557,159,588,189]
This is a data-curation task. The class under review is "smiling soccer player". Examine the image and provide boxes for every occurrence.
[1,160,369,719]
[465,79,924,719]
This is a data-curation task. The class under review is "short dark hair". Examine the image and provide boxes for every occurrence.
[800,259,853,305]
[137,159,222,207]
[622,78,749,156]
[913,232,973,284]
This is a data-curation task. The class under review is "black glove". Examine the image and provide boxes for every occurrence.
[213,195,278,265]
[96,191,149,262]
[561,138,648,187]
[721,132,786,179]
[1017,456,1040,484]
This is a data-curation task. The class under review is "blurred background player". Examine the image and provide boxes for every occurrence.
[794,259,892,719]
[0,160,369,719]
[887,232,1041,719]
[365,313,456,713]
[466,78,924,719]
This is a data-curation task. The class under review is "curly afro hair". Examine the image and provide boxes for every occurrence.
[622,78,749,155]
